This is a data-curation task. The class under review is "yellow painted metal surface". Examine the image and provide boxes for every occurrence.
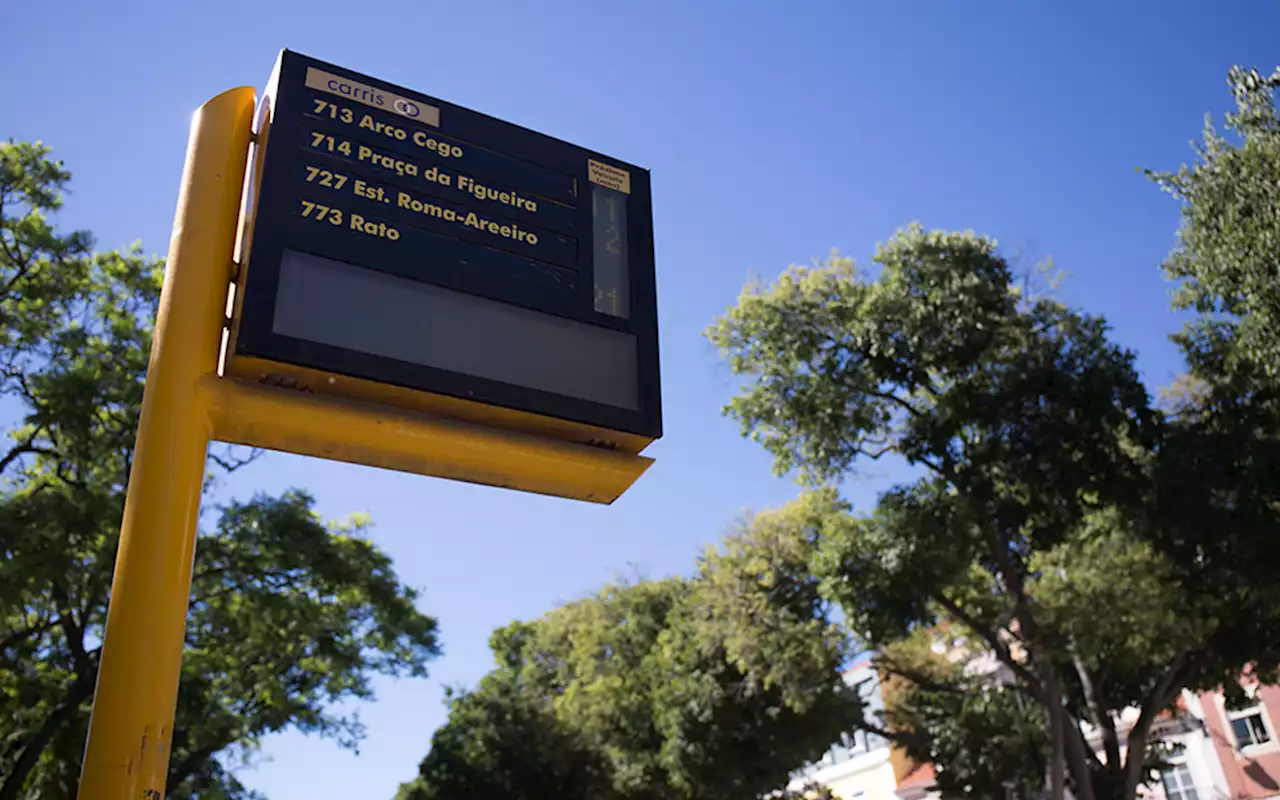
[224,354,656,455]
[202,375,652,504]
[77,87,257,800]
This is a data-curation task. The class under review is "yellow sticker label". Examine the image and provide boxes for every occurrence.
[588,159,631,194]
[305,67,440,128]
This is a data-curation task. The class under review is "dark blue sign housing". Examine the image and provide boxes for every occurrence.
[229,51,661,452]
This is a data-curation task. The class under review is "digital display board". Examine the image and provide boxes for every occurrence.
[229,51,661,451]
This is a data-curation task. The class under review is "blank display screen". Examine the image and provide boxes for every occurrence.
[272,250,640,410]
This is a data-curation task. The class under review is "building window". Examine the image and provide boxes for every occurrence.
[1228,704,1273,749]
[839,730,868,755]
[1160,762,1198,800]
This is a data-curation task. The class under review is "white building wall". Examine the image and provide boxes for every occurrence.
[796,748,898,800]
[788,662,901,800]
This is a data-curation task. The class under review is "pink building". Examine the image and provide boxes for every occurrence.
[1194,682,1280,799]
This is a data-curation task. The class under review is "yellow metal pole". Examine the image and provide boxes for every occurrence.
[78,86,255,800]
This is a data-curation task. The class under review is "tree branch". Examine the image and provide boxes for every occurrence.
[933,592,1043,698]
[207,446,262,473]
[0,615,59,660]
[0,228,28,275]
[188,568,309,611]
[1048,676,1065,800]
[0,253,38,299]
[859,443,896,460]
[0,432,55,474]
[51,582,94,678]
[1060,701,1099,800]
[1072,648,1121,779]
[868,389,925,420]
[58,613,92,675]
[1122,652,1191,800]
[854,718,919,748]
[876,656,969,698]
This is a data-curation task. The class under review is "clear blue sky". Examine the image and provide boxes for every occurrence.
[3,2,1278,798]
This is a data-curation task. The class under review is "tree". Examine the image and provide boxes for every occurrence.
[706,225,1280,800]
[399,498,862,800]
[0,141,442,799]
[1148,65,1280,379]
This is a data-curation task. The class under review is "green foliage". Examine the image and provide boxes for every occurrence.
[1030,511,1208,684]
[0,141,441,799]
[0,141,94,356]
[690,491,851,712]
[401,503,861,800]
[708,222,1280,800]
[1143,65,1280,698]
[1148,66,1280,378]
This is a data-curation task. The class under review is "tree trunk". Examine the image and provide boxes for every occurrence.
[1062,712,1099,800]
[1048,685,1065,800]
[1072,651,1121,777]
[1122,654,1189,800]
